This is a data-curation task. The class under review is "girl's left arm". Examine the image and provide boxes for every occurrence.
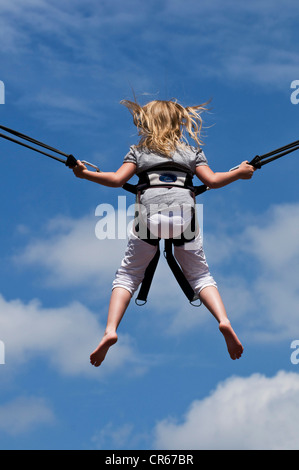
[195,161,255,189]
[72,161,137,187]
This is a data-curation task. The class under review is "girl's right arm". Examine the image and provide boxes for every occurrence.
[196,161,255,189]
[72,161,136,187]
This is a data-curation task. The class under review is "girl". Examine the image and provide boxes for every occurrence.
[72,98,255,367]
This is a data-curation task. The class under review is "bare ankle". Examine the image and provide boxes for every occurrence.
[219,318,231,327]
[104,329,117,337]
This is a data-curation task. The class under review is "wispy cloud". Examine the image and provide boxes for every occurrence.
[91,422,135,450]
[0,395,55,436]
[1,0,297,128]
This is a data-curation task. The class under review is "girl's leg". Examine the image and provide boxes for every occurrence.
[90,287,132,367]
[90,230,158,367]
[199,286,243,360]
[174,233,243,360]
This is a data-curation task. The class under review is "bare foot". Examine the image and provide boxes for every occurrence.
[219,321,244,360]
[90,331,118,367]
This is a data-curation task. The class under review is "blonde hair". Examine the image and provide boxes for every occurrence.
[121,98,209,157]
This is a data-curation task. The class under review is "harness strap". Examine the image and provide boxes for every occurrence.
[135,245,160,305]
[127,165,202,306]
[134,225,202,308]
[163,240,201,306]
[137,164,195,192]
[123,181,208,196]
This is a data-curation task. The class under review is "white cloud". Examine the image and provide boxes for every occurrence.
[0,396,55,436]
[0,293,139,377]
[154,370,299,450]
[243,204,299,270]
[240,203,299,340]
[15,213,128,289]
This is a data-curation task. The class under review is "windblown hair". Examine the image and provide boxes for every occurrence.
[121,98,209,157]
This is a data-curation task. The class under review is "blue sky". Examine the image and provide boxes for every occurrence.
[1,0,299,450]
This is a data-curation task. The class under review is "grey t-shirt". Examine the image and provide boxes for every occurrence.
[123,144,208,215]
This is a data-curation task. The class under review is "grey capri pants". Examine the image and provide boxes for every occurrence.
[112,227,217,297]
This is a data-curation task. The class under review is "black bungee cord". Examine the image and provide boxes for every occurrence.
[0,124,99,171]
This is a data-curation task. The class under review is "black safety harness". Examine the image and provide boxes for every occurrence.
[122,163,205,306]
[1,124,299,306]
